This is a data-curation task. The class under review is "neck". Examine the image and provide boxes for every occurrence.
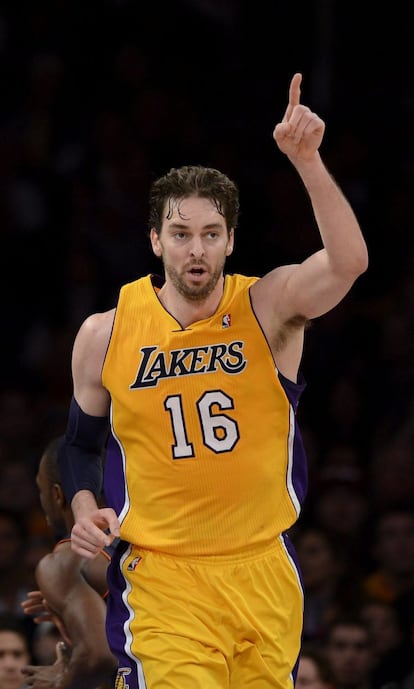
[158,277,225,328]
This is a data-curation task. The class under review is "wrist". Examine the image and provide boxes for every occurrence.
[71,490,99,520]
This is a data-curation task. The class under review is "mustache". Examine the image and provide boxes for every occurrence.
[186,260,208,268]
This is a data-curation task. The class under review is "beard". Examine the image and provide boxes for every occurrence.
[163,256,226,301]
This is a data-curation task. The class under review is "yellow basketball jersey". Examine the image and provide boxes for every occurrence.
[102,273,307,557]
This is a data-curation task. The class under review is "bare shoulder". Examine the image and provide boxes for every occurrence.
[71,311,115,413]
[73,308,116,368]
[77,308,116,345]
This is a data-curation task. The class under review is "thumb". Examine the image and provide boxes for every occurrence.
[55,641,69,663]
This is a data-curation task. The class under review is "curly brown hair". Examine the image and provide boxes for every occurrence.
[148,165,239,236]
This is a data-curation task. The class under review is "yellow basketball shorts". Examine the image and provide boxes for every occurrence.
[108,535,304,689]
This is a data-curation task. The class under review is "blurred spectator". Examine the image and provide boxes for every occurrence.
[363,505,414,605]
[0,612,31,689]
[0,512,31,620]
[324,375,366,450]
[0,391,37,459]
[297,643,334,689]
[323,615,376,689]
[0,459,38,520]
[362,504,414,669]
[31,622,62,666]
[0,449,51,553]
[307,449,370,574]
[293,524,362,643]
[360,597,414,688]
[369,440,414,512]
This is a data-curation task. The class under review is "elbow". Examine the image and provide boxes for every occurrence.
[355,251,369,277]
[360,250,369,276]
[359,241,369,273]
[349,244,369,279]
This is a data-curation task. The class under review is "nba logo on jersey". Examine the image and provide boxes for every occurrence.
[222,313,231,328]
[127,556,141,571]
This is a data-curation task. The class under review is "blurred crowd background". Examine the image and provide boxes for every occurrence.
[1,1,414,687]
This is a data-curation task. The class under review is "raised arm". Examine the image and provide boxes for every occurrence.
[251,73,368,371]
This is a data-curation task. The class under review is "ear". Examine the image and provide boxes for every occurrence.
[150,228,162,257]
[53,483,66,508]
[226,228,234,256]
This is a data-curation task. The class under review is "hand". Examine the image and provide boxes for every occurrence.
[273,73,325,162]
[21,591,52,623]
[71,507,120,559]
[21,591,72,646]
[22,641,69,688]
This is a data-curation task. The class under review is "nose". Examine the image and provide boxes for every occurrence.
[189,236,205,259]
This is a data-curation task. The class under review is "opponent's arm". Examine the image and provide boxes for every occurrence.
[21,590,72,646]
[22,550,117,689]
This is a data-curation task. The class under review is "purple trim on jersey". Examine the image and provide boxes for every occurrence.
[278,370,307,411]
[292,425,308,505]
[104,432,126,516]
[282,531,304,685]
[106,541,142,688]
[105,541,129,648]
[282,530,304,593]
[278,370,308,506]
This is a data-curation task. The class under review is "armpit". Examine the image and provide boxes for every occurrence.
[273,314,311,352]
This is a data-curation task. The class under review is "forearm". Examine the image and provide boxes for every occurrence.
[57,397,108,504]
[71,490,100,521]
[293,153,368,275]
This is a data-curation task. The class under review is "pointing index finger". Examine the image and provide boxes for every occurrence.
[283,72,302,122]
[289,72,302,105]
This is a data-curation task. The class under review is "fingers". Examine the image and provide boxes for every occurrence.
[289,72,302,107]
[70,531,103,558]
[26,590,43,599]
[100,508,121,539]
[70,508,121,557]
[287,106,323,143]
[21,597,51,621]
[283,72,302,123]
[71,523,115,558]
[55,640,70,663]
[21,591,43,609]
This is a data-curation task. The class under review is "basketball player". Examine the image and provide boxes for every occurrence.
[57,73,368,688]
[21,437,117,689]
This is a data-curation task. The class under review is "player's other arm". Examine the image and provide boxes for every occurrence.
[58,310,120,557]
